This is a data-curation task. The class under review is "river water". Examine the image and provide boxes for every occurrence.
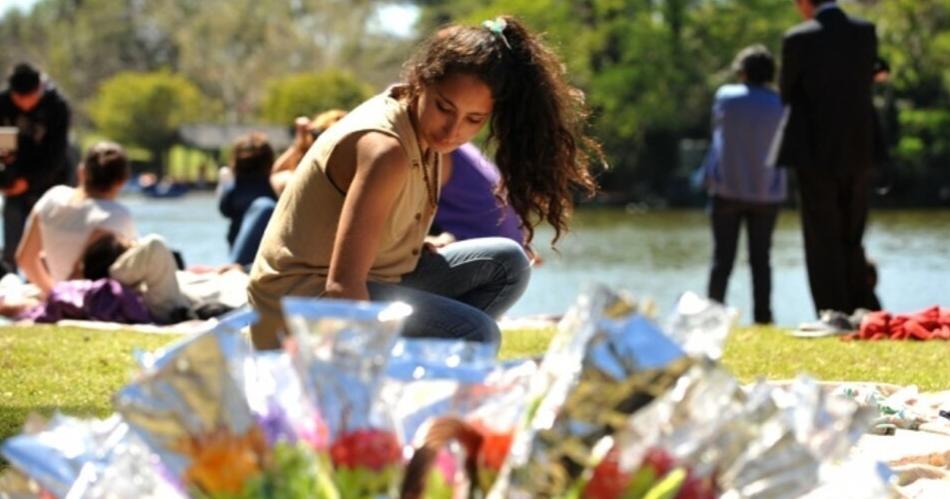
[124,193,950,326]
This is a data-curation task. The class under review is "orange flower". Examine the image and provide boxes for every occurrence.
[176,426,267,494]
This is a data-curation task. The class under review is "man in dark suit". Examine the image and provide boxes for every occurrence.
[771,0,880,316]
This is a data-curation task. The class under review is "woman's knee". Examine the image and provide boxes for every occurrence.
[404,302,501,345]
[486,237,531,280]
[461,311,501,344]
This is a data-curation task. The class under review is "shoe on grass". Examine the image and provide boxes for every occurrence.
[791,310,856,338]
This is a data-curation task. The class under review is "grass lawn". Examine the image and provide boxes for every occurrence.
[2,324,949,448]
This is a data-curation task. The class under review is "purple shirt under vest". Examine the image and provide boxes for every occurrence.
[435,143,524,244]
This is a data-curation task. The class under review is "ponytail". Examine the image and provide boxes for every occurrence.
[404,15,604,245]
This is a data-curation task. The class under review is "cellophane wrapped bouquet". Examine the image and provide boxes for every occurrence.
[113,310,333,498]
[0,287,901,499]
[381,339,538,497]
[282,298,412,498]
[0,413,183,499]
[489,285,696,497]
[486,287,894,498]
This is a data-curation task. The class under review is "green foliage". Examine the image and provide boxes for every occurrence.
[259,70,374,125]
[853,0,950,108]
[434,0,798,194]
[895,108,950,172]
[4,0,950,200]
[87,70,206,164]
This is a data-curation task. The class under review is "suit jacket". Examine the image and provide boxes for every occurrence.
[770,6,878,173]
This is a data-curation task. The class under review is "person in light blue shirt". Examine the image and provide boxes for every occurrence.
[701,44,786,324]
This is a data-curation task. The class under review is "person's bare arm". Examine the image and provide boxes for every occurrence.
[15,212,55,295]
[324,133,410,301]
[271,117,314,194]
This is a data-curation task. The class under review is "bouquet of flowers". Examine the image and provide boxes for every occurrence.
[282,298,412,498]
[1,414,183,499]
[578,330,883,497]
[492,286,696,498]
[382,339,537,497]
[114,310,330,498]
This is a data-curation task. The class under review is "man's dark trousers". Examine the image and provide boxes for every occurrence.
[772,5,881,316]
[2,193,39,270]
[796,167,876,315]
[708,196,780,324]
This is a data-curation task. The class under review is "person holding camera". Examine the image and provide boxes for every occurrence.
[269,109,347,196]
[0,62,71,272]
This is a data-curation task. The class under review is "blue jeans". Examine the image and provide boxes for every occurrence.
[229,197,276,266]
[367,237,531,345]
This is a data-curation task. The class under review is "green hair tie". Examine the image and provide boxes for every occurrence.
[482,17,512,50]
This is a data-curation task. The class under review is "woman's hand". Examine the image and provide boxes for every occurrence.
[323,280,370,302]
[423,232,456,253]
[525,244,543,267]
[293,116,314,153]
[2,177,28,196]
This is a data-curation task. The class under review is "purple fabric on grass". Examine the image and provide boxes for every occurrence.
[26,278,152,324]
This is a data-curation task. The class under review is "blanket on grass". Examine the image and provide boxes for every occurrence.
[848,306,950,341]
[25,278,152,324]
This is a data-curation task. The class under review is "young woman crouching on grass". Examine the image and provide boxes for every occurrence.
[247,16,603,349]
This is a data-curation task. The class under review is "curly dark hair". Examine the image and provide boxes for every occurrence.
[403,15,603,245]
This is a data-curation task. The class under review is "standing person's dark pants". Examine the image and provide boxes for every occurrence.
[796,167,876,315]
[2,193,39,271]
[708,196,780,324]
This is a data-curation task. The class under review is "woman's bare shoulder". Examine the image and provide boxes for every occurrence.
[354,131,409,172]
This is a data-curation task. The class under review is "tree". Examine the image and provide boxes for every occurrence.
[420,0,797,200]
[1,0,407,126]
[88,70,206,174]
[259,70,374,125]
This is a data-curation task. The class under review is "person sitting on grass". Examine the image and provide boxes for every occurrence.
[218,132,277,266]
[15,141,135,296]
[247,16,603,349]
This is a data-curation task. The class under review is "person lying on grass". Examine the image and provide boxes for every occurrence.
[81,233,247,323]
[247,15,604,349]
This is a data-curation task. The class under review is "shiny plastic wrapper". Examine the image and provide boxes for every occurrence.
[383,338,527,443]
[664,291,735,361]
[491,285,694,498]
[112,310,265,495]
[282,297,412,498]
[381,339,538,496]
[65,426,186,499]
[0,414,180,499]
[716,377,877,499]
[595,373,881,499]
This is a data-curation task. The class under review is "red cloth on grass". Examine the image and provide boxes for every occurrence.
[846,306,950,341]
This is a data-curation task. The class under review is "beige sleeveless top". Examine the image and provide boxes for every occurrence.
[247,85,441,342]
